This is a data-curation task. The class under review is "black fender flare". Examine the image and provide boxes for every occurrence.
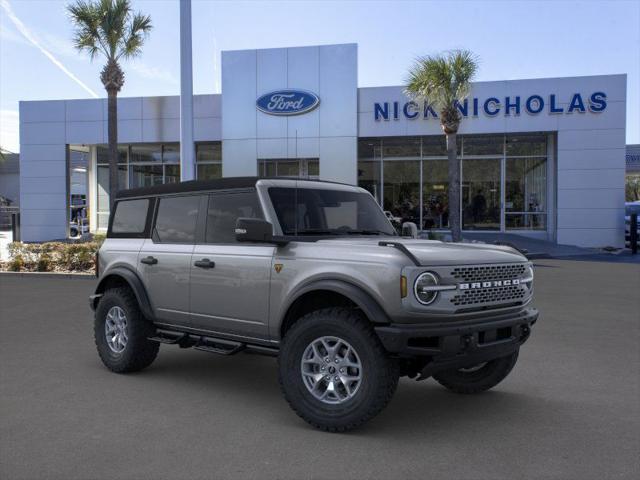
[92,266,155,321]
[282,279,391,327]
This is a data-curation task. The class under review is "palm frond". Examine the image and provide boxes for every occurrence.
[68,0,151,64]
[118,12,152,60]
[405,49,479,114]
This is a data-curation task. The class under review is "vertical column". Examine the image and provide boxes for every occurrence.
[179,0,195,181]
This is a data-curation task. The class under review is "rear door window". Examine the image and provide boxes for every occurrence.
[205,191,263,243]
[111,199,150,234]
[154,195,201,243]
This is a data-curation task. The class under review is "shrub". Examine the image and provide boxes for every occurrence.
[3,240,100,273]
[8,255,24,272]
[36,253,52,272]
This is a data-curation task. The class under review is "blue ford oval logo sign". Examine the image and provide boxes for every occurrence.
[256,90,320,116]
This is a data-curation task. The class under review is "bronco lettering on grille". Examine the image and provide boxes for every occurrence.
[458,279,521,290]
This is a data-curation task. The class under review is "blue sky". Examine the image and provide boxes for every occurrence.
[1,0,638,152]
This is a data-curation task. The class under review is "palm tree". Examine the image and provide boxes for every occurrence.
[405,50,478,242]
[68,0,152,210]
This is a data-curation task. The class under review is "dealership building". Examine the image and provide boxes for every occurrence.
[19,43,627,247]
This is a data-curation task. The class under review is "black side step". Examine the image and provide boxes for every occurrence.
[148,329,190,345]
[193,336,245,356]
[148,329,279,357]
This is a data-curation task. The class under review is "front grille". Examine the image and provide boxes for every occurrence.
[451,264,526,283]
[451,284,526,307]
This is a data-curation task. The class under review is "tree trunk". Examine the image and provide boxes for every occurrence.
[447,132,462,242]
[107,90,118,212]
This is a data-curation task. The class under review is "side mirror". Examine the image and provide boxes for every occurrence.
[401,222,418,238]
[235,218,274,243]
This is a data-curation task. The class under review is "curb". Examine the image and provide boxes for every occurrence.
[0,271,95,280]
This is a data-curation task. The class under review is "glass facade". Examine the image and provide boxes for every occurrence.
[196,142,222,180]
[258,158,319,179]
[358,133,549,232]
[96,143,179,228]
[95,142,223,229]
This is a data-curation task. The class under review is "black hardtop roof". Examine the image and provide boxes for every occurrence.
[116,177,259,199]
[116,176,355,199]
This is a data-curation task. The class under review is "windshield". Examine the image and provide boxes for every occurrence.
[268,187,397,236]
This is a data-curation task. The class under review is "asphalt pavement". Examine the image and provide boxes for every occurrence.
[1,259,639,480]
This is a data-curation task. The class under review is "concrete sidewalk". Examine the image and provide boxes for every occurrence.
[459,232,640,263]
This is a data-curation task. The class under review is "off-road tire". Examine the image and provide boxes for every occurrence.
[94,287,159,373]
[433,349,519,394]
[278,307,399,432]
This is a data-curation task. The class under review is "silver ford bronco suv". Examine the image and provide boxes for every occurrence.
[90,177,538,432]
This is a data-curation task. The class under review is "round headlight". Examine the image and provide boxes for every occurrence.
[414,272,439,305]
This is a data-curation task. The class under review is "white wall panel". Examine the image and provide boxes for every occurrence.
[558,168,625,190]
[112,119,144,144]
[20,209,67,227]
[320,137,357,184]
[194,94,221,118]
[257,138,288,159]
[142,118,180,142]
[222,139,257,177]
[287,137,320,159]
[19,225,67,242]
[557,129,625,151]
[558,228,622,248]
[222,49,257,140]
[66,99,103,122]
[555,147,625,170]
[194,117,222,142]
[19,160,66,178]
[19,144,67,162]
[557,209,624,230]
[287,46,320,139]
[257,49,288,139]
[20,122,65,145]
[319,44,357,138]
[66,121,103,144]
[557,188,624,209]
[20,100,65,123]
[142,96,179,119]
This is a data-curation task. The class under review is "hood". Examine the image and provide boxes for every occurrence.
[314,237,527,266]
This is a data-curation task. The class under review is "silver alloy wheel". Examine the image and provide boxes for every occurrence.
[105,306,128,354]
[300,336,363,405]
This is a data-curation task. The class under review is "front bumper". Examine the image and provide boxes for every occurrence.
[375,307,538,375]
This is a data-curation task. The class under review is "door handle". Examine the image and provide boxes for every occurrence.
[140,256,158,265]
[194,258,215,269]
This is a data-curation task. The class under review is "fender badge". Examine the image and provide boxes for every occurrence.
[274,264,283,273]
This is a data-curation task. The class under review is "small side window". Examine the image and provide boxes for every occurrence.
[111,199,150,234]
[154,195,201,243]
[206,191,263,243]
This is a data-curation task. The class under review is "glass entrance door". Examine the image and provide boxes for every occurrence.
[462,158,502,230]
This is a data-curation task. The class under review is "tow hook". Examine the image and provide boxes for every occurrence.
[462,334,476,351]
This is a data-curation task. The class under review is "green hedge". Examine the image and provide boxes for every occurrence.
[3,237,104,273]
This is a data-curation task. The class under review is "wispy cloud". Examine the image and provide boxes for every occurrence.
[129,62,179,85]
[0,110,19,153]
[0,0,99,98]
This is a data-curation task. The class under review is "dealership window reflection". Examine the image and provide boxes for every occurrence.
[96,143,181,229]
[357,133,548,232]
